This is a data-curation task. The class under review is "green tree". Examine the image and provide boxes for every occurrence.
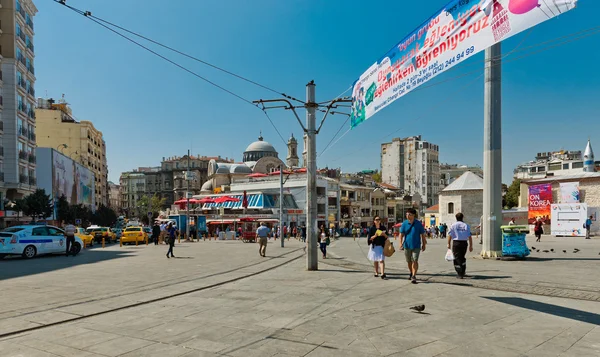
[92,205,117,227]
[70,204,92,227]
[137,195,166,225]
[22,189,53,221]
[56,195,73,224]
[504,179,521,209]
[372,172,382,183]
[13,199,27,221]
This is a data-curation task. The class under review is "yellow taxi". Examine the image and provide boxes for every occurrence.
[121,226,147,245]
[86,226,116,244]
[75,227,94,247]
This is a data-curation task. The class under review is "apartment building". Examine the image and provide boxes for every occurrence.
[0,0,38,205]
[35,98,109,207]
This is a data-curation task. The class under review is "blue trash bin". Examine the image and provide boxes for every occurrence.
[501,225,530,258]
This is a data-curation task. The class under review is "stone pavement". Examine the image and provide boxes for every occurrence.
[0,236,598,356]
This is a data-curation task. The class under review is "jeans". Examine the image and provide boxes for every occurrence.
[166,239,175,257]
[586,227,591,239]
[65,236,75,256]
[319,242,327,257]
[452,240,468,277]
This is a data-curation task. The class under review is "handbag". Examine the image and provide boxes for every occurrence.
[325,237,331,246]
[384,238,395,257]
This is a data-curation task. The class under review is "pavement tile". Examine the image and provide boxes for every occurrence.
[178,337,230,353]
[15,338,100,357]
[119,342,193,356]
[55,329,121,349]
[85,336,155,356]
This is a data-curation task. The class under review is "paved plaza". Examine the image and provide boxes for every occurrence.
[0,235,599,356]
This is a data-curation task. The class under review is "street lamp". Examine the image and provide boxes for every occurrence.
[57,143,68,154]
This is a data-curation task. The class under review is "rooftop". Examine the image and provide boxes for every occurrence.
[442,171,483,192]
[523,172,600,183]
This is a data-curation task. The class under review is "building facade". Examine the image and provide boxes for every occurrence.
[381,135,440,207]
[513,141,598,180]
[108,181,120,211]
[439,171,483,230]
[440,164,483,191]
[0,0,38,205]
[35,98,109,207]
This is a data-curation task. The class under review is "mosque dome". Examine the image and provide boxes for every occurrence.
[230,164,253,174]
[243,133,279,162]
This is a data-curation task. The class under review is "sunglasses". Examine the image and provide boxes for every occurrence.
[375,218,380,221]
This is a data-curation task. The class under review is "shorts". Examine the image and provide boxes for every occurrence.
[404,248,421,263]
[259,237,268,246]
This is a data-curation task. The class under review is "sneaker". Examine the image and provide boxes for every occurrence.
[411,277,418,284]
[408,275,413,280]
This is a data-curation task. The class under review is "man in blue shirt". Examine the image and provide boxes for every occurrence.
[447,212,473,279]
[585,215,593,239]
[256,222,271,257]
[400,208,427,284]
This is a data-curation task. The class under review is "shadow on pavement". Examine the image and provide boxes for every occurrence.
[483,297,600,326]
[523,257,600,262]
[0,249,135,281]
[317,269,365,273]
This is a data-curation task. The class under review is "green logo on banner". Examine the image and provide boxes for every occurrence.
[365,83,376,106]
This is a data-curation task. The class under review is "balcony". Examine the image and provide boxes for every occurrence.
[19,174,28,184]
[29,132,36,142]
[0,172,4,182]
[0,71,3,81]
[0,122,3,131]
[19,126,28,138]
[29,177,36,186]
[16,31,26,44]
[28,154,36,164]
[27,64,35,75]
[18,78,27,91]
[16,5,26,20]
[18,151,28,161]
[0,96,3,106]
[27,87,35,98]
[17,55,27,68]
[26,19,34,32]
[28,109,35,120]
[0,146,3,157]
[26,41,34,54]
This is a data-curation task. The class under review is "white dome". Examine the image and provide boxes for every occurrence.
[245,140,277,153]
[230,164,252,174]
[243,134,279,163]
[215,165,230,174]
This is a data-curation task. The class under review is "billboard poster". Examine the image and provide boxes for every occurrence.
[528,183,552,224]
[559,182,580,203]
[550,203,587,236]
[75,163,95,208]
[53,151,75,204]
[350,0,577,128]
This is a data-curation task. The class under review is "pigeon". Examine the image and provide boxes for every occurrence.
[550,249,554,252]
[563,250,567,253]
[410,305,425,313]
[573,250,579,254]
[543,250,549,253]
[536,250,540,252]
[574,248,580,251]
[532,246,536,250]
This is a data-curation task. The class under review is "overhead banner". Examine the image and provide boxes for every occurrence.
[528,183,552,224]
[559,182,580,203]
[350,0,578,128]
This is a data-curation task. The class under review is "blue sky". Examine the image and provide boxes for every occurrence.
[34,0,600,184]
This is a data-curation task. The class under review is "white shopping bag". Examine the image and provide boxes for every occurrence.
[445,249,454,262]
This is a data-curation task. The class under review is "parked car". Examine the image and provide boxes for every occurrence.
[121,227,147,245]
[0,225,83,259]
[86,226,116,244]
[75,228,94,247]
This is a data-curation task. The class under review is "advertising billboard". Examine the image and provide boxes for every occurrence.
[559,181,580,203]
[528,183,552,224]
[52,150,95,210]
[551,203,587,236]
[350,0,577,128]
[75,162,95,208]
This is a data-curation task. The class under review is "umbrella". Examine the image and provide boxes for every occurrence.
[197,197,216,204]
[213,196,240,204]
[294,168,307,173]
[247,173,268,178]
[269,170,292,175]
[242,190,248,209]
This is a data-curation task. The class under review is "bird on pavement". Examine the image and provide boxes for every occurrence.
[410,305,425,313]
[563,250,567,253]
[543,250,549,253]
[532,246,536,250]
[536,250,540,252]
[550,249,554,252]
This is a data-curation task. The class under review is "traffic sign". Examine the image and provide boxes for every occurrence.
[147,212,153,218]
[75,219,82,225]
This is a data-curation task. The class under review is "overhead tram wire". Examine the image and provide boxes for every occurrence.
[51,0,304,105]
[53,0,289,146]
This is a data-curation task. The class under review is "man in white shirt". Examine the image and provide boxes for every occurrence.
[64,221,77,257]
[447,213,473,279]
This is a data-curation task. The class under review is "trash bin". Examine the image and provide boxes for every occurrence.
[501,225,530,258]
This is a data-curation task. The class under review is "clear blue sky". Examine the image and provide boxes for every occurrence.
[34,0,600,184]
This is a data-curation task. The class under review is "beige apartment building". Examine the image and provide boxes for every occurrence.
[0,0,38,208]
[35,98,109,207]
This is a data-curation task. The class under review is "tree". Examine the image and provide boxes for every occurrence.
[504,179,521,209]
[13,199,27,221]
[137,195,166,225]
[22,189,53,221]
[92,205,117,227]
[372,172,382,183]
[56,195,73,224]
[70,204,92,227]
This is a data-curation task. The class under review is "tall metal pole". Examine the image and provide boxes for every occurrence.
[280,167,284,248]
[482,43,503,258]
[186,149,191,241]
[306,81,318,270]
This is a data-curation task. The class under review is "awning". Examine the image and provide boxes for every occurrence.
[202,194,275,210]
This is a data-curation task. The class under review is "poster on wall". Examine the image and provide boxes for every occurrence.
[75,163,95,209]
[559,182,580,203]
[350,0,578,128]
[551,203,587,237]
[53,152,75,203]
[528,183,552,224]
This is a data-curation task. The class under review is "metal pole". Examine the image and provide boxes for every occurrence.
[306,81,318,270]
[482,43,503,258]
[186,150,190,241]
[280,167,284,248]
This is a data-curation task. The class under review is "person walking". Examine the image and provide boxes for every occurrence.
[585,215,593,239]
[319,225,329,259]
[400,208,426,284]
[447,213,473,279]
[166,223,176,258]
[64,221,76,257]
[368,216,388,279]
[152,221,160,245]
[256,222,270,257]
[534,217,544,242]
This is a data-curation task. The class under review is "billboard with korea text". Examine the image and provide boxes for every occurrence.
[350,0,577,128]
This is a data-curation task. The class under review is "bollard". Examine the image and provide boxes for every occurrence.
[178,235,181,244]
[120,238,122,247]
[136,238,138,246]
[145,236,148,245]
[83,240,86,249]
[203,234,206,241]
[102,237,105,248]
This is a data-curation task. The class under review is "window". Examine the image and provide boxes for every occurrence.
[16,23,21,37]
[17,71,22,84]
[17,95,24,110]
[448,202,454,214]
[537,166,545,172]
[548,163,562,171]
[26,80,31,92]
[530,167,537,173]
[16,48,22,60]
[47,227,64,236]
[18,119,24,132]
[563,163,570,170]
[18,142,24,153]
[572,162,584,169]
[32,227,48,236]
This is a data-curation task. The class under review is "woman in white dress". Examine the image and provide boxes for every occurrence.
[368,216,388,279]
